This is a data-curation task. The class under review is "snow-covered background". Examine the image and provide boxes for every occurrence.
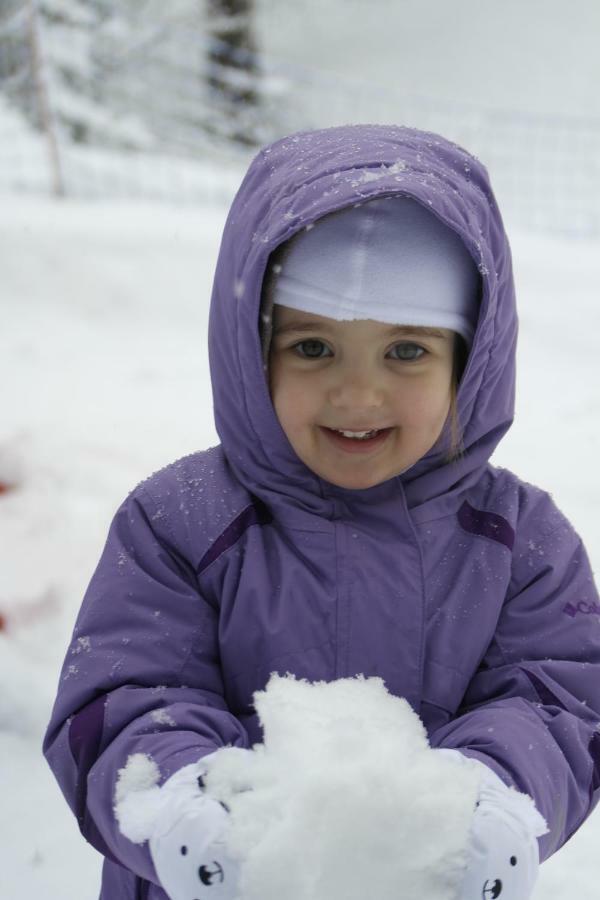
[2,0,600,896]
[258,0,600,119]
[2,0,599,234]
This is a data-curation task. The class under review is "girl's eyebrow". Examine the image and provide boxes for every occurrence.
[273,321,446,339]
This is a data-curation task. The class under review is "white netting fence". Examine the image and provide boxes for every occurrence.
[1,2,599,237]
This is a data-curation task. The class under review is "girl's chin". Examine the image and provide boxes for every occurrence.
[326,475,384,489]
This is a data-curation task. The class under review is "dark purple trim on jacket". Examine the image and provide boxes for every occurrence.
[198,499,273,575]
[69,694,122,866]
[522,667,600,807]
[457,500,515,551]
[522,667,600,812]
[589,732,600,794]
[520,667,567,710]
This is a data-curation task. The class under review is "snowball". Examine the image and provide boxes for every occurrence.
[201,673,480,900]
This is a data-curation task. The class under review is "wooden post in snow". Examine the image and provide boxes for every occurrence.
[26,0,65,196]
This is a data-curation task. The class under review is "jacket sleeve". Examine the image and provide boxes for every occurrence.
[42,484,250,884]
[429,491,600,862]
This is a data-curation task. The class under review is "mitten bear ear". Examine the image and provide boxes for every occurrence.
[113,752,166,844]
[500,787,549,839]
[433,747,549,839]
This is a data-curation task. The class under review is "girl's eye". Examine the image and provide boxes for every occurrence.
[389,343,425,361]
[293,339,331,359]
[291,340,426,361]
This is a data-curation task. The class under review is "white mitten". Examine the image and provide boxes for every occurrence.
[115,751,242,900]
[436,749,549,900]
[149,760,241,900]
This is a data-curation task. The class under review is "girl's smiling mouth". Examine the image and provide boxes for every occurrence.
[320,426,394,453]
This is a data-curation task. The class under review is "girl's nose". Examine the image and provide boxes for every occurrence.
[328,368,385,411]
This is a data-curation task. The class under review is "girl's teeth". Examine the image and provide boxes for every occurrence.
[337,429,378,439]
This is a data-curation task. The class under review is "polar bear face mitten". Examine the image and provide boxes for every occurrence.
[114,752,242,900]
[436,748,549,900]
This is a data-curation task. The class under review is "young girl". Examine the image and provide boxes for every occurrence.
[43,124,600,900]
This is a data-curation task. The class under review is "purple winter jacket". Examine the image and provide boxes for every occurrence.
[43,124,600,899]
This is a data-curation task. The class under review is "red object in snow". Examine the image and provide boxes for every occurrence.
[0,482,12,494]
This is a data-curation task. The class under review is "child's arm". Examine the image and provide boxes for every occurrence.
[42,484,250,885]
[429,489,600,863]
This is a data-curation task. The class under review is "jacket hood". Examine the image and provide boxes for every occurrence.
[207,124,517,524]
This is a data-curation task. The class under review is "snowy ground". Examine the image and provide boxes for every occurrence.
[1,192,599,898]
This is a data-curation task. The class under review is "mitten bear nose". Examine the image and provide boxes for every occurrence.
[483,878,503,898]
[199,861,225,885]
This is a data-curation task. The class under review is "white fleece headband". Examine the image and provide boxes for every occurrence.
[268,195,480,347]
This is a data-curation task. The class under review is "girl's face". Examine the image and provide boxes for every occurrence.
[268,305,456,490]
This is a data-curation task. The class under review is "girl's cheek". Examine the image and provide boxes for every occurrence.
[274,383,310,425]
[401,381,451,424]
[267,356,292,404]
